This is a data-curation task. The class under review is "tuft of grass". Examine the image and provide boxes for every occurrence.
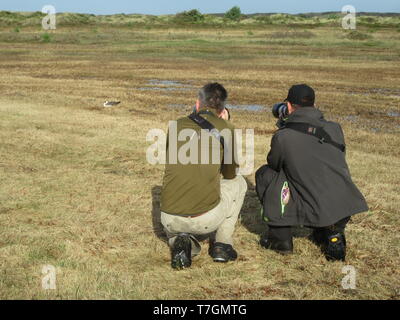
[345,30,373,41]
[41,33,52,43]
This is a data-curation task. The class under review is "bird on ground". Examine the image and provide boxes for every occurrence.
[103,101,121,107]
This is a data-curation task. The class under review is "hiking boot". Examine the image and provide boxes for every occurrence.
[260,235,293,255]
[171,233,192,270]
[324,232,346,262]
[209,242,238,263]
[310,229,346,262]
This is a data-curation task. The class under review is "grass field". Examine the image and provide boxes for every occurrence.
[0,15,399,299]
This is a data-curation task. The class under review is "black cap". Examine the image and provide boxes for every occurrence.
[286,84,315,107]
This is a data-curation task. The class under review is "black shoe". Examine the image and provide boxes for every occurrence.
[325,233,346,262]
[260,235,293,255]
[209,242,238,263]
[311,229,346,262]
[171,233,192,270]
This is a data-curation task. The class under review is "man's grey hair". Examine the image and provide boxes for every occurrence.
[198,83,228,113]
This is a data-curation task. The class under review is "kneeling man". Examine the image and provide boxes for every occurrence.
[161,83,247,269]
[256,84,368,261]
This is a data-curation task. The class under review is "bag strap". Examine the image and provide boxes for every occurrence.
[188,112,225,149]
[283,122,346,152]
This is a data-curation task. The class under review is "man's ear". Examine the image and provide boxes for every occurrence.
[287,101,295,114]
[196,100,200,112]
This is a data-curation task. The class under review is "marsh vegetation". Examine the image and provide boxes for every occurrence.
[0,11,399,299]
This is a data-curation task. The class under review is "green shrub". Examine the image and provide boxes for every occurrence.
[174,9,205,24]
[41,33,52,43]
[59,13,93,26]
[327,14,340,20]
[269,14,291,24]
[225,6,242,22]
[359,16,377,25]
[255,15,272,24]
[0,11,12,18]
[28,11,45,18]
[13,27,20,33]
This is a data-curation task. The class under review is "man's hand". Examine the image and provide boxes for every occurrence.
[218,108,230,121]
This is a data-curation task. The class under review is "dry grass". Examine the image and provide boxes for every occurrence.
[0,24,399,300]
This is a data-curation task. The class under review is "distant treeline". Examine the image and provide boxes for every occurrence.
[0,9,399,28]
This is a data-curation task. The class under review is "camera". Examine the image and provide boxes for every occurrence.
[272,102,288,119]
[272,102,289,128]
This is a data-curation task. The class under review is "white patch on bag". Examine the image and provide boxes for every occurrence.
[280,181,290,216]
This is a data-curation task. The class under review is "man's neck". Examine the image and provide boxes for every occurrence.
[198,107,217,115]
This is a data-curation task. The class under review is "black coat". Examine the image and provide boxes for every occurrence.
[256,107,368,227]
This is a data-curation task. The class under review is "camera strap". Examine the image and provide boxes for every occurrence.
[188,112,225,149]
[283,122,346,152]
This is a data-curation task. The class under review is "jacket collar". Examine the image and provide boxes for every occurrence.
[286,107,325,125]
[198,107,218,117]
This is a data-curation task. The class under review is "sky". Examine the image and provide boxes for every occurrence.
[1,0,399,15]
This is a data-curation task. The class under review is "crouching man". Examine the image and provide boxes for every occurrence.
[161,83,247,270]
[256,84,368,261]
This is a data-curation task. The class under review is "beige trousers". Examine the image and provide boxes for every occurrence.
[161,175,248,256]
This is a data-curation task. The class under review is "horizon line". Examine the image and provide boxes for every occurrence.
[1,10,400,15]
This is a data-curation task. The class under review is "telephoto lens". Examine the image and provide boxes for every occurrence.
[272,103,288,119]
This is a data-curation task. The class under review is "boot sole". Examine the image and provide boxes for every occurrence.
[213,257,229,263]
[171,235,192,269]
[210,245,237,263]
[172,251,191,269]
